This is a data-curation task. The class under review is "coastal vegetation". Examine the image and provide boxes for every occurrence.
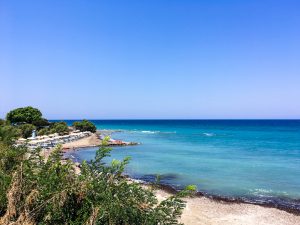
[73,119,97,133]
[38,121,69,136]
[0,107,192,224]
[4,107,96,138]
[18,123,36,138]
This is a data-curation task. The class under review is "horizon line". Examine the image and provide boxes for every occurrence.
[48,118,300,121]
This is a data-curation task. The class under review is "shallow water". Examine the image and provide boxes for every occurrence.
[63,120,300,210]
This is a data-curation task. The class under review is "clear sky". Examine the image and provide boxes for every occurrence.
[1,0,299,119]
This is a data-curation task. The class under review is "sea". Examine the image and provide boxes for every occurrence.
[62,120,300,211]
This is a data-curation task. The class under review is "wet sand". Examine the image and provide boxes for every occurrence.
[155,189,300,225]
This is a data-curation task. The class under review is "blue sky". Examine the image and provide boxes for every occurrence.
[1,0,299,119]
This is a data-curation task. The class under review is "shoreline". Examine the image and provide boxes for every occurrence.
[67,157,300,225]
[64,154,300,224]
[152,182,300,216]
[61,130,300,224]
[153,186,300,225]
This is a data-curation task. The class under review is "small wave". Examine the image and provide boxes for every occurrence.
[141,130,159,134]
[126,130,157,134]
[125,130,177,135]
[203,133,215,137]
[141,130,177,134]
[249,188,289,198]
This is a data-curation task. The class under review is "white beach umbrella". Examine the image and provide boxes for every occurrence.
[27,137,36,140]
[18,138,27,141]
[52,136,61,140]
[43,138,52,142]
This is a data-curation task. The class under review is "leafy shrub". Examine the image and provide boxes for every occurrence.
[73,120,96,133]
[49,121,69,135]
[0,119,5,126]
[0,142,26,216]
[37,122,69,136]
[0,142,190,224]
[0,125,22,144]
[18,123,36,138]
[37,127,50,136]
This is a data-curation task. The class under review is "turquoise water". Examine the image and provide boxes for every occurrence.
[63,120,300,210]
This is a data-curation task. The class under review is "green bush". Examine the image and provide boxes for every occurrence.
[37,122,69,136]
[0,142,26,216]
[73,120,96,133]
[0,119,5,126]
[0,125,22,144]
[37,127,50,136]
[0,142,190,224]
[49,121,69,135]
[18,123,36,138]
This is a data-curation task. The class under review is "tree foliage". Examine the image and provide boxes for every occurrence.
[50,121,69,135]
[0,119,5,126]
[37,122,69,136]
[6,106,43,125]
[18,123,36,138]
[0,125,22,145]
[73,120,96,133]
[0,141,191,224]
[32,118,50,129]
[0,142,26,216]
[37,127,50,136]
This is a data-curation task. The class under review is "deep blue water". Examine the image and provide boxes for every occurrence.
[62,120,300,210]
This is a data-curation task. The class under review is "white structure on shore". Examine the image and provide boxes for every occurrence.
[16,130,92,150]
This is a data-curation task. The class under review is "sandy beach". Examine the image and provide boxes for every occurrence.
[155,189,300,225]
[62,133,101,149]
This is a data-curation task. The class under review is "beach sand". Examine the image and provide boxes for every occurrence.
[62,133,101,149]
[155,189,300,225]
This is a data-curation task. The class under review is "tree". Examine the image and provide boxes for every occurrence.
[18,124,36,138]
[6,106,43,125]
[32,118,50,129]
[37,122,69,136]
[49,122,69,135]
[73,120,96,133]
